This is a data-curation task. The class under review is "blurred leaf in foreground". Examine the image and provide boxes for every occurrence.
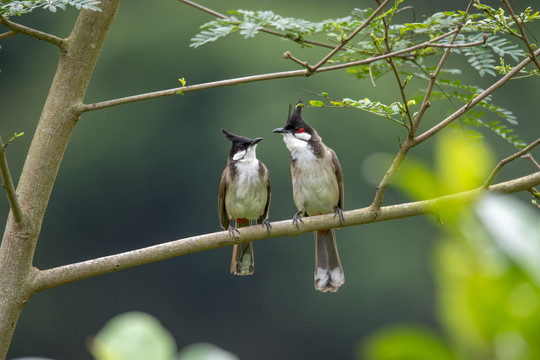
[89,312,177,360]
[358,324,455,360]
[178,342,239,360]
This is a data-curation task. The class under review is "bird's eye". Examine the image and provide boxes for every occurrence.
[296,127,305,134]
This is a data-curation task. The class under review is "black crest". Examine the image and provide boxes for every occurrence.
[221,129,262,160]
[221,129,253,144]
[283,100,313,133]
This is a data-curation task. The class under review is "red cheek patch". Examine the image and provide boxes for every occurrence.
[236,218,248,225]
[296,127,305,133]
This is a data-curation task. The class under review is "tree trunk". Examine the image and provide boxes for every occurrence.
[0,1,120,358]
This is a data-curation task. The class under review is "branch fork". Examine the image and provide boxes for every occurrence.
[0,13,65,47]
[0,135,24,224]
[283,51,314,74]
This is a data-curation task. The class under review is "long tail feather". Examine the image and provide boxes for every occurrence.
[230,218,254,275]
[314,229,344,292]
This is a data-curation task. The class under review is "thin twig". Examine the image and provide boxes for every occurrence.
[84,69,307,111]
[428,39,487,48]
[477,3,520,38]
[413,45,540,145]
[369,140,412,211]
[370,0,476,211]
[82,29,482,113]
[0,135,24,223]
[522,154,540,171]
[178,0,336,49]
[30,170,540,292]
[509,0,537,42]
[283,51,313,72]
[501,0,540,72]
[309,0,392,73]
[378,0,413,130]
[413,0,476,134]
[0,30,16,40]
[300,88,406,126]
[178,0,228,19]
[483,137,540,188]
[0,13,64,47]
[284,29,483,73]
[368,65,376,87]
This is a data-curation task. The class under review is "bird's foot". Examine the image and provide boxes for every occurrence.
[261,219,272,233]
[334,206,344,226]
[292,211,304,230]
[228,225,240,241]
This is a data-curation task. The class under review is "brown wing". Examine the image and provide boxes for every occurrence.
[218,167,230,230]
[329,148,344,210]
[257,161,271,224]
[289,156,305,216]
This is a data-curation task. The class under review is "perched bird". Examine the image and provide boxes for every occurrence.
[218,129,271,275]
[272,102,345,292]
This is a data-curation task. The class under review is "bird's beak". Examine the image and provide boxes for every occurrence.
[272,127,286,134]
[251,137,263,145]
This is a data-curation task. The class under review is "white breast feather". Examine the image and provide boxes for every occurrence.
[225,146,267,220]
[282,134,339,215]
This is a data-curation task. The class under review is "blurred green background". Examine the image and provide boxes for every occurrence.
[2,0,540,359]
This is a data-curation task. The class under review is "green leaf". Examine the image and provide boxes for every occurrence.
[476,195,540,286]
[177,77,187,95]
[393,157,439,201]
[309,100,325,107]
[358,324,455,360]
[1,0,101,17]
[89,312,177,360]
[7,132,24,143]
[435,194,540,360]
[436,130,493,194]
[178,343,239,360]
[527,11,539,21]
[3,132,24,149]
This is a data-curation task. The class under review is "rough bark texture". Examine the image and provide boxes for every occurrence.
[0,1,120,358]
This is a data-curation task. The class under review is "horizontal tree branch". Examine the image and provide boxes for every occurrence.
[82,28,472,113]
[82,69,306,111]
[30,171,540,293]
[0,13,64,47]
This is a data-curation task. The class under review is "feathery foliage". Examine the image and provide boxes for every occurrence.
[188,1,538,150]
[1,0,101,16]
